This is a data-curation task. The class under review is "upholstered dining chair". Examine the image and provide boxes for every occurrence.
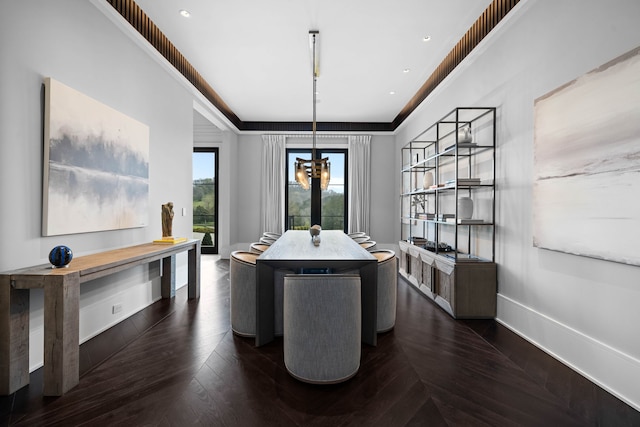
[262,232,281,240]
[359,240,377,251]
[348,231,367,239]
[229,251,259,337]
[370,250,398,333]
[249,242,270,254]
[230,250,291,337]
[351,235,371,243]
[283,274,362,384]
[273,268,294,336]
[259,236,276,245]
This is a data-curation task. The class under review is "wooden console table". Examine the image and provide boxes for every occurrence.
[0,239,200,396]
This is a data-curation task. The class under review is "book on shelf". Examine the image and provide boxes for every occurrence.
[153,237,188,244]
[445,218,486,224]
[416,213,435,220]
[436,213,455,221]
[456,178,481,185]
[438,179,481,187]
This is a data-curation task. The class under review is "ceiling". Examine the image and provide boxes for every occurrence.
[132,0,494,129]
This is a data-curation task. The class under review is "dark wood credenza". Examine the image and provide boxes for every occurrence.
[0,239,200,396]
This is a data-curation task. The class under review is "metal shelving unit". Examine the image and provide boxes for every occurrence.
[399,107,497,319]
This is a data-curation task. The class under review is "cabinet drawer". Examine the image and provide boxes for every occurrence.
[418,253,436,298]
[453,263,497,318]
[436,268,454,307]
[398,241,410,276]
[409,249,422,285]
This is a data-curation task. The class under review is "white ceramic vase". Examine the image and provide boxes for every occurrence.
[423,172,434,189]
[458,197,473,219]
[458,124,472,143]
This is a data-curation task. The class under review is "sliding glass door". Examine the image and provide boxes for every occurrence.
[193,148,218,254]
[286,149,347,231]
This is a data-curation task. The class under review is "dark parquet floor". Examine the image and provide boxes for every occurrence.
[2,255,638,426]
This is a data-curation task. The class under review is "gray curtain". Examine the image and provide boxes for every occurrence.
[347,135,371,234]
[261,135,286,234]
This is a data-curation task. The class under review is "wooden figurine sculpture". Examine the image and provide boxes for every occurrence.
[162,202,174,238]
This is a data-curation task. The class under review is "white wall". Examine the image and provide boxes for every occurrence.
[0,1,197,370]
[395,0,640,410]
[369,135,396,245]
[232,134,397,248]
[236,134,264,245]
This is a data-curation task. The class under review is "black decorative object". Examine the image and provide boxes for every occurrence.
[49,245,73,268]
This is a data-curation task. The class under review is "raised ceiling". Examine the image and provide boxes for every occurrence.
[112,0,518,131]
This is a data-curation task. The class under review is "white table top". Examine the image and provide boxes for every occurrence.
[258,230,375,261]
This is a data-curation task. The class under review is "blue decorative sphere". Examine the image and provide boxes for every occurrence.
[49,245,73,268]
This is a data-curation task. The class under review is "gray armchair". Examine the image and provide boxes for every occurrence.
[249,242,270,253]
[230,251,259,337]
[370,250,398,332]
[283,274,361,384]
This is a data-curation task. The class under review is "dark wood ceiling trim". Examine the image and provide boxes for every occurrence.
[106,0,519,133]
[392,0,520,129]
[240,121,394,132]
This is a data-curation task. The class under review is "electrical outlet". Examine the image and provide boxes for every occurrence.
[112,303,123,314]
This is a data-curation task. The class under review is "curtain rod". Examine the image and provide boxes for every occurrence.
[265,134,369,139]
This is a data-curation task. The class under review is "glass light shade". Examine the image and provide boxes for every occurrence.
[295,161,310,190]
[320,162,330,190]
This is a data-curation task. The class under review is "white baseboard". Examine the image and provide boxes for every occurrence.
[497,293,640,412]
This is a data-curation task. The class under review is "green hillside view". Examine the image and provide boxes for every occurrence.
[194,177,344,235]
[287,181,344,230]
[193,178,215,233]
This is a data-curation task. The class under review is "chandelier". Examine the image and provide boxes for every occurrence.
[295,30,330,191]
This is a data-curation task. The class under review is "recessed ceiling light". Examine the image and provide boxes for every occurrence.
[423,35,431,42]
[403,68,410,73]
[179,9,191,17]
[389,91,396,95]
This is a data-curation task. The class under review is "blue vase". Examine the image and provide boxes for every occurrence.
[49,245,73,268]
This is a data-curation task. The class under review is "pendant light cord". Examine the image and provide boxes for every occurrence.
[312,33,317,162]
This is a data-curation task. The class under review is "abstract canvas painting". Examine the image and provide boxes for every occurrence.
[533,46,640,266]
[43,78,149,236]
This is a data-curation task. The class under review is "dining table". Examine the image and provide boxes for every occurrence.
[255,230,378,347]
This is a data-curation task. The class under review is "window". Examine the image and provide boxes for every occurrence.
[193,148,218,254]
[286,149,347,231]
